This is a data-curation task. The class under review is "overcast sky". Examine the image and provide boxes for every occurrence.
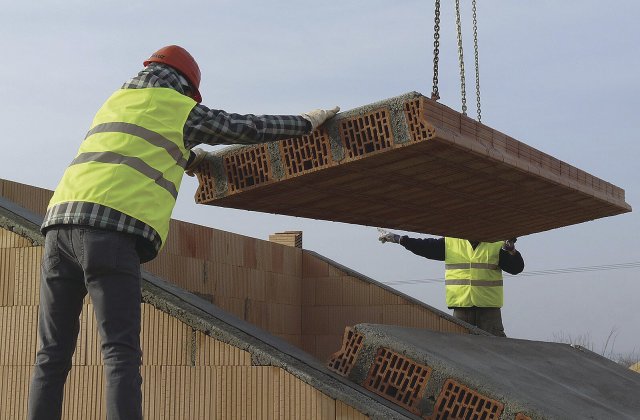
[1,1,638,357]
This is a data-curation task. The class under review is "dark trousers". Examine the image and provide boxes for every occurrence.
[453,307,507,337]
[28,226,143,420]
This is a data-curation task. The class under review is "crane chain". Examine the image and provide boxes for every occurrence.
[454,0,467,116]
[431,0,441,100]
[472,0,481,122]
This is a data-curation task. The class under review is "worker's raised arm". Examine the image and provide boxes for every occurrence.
[184,104,339,148]
[378,228,445,261]
[400,236,446,261]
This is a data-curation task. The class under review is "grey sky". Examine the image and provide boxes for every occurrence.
[1,1,638,356]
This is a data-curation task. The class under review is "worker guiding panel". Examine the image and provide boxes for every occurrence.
[28,45,340,420]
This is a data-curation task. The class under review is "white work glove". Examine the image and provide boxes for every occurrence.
[301,106,340,130]
[185,148,207,177]
[502,238,518,254]
[377,227,402,244]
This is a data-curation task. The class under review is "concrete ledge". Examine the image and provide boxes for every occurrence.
[328,323,640,419]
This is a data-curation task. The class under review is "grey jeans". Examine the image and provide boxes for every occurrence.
[28,226,143,420]
[453,307,507,337]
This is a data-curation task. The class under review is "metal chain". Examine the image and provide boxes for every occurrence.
[431,0,441,100]
[454,0,467,115]
[472,0,482,122]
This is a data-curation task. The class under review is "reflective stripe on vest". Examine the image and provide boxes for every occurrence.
[444,237,504,307]
[85,122,189,168]
[445,279,504,286]
[69,151,179,199]
[445,263,499,270]
[47,88,196,247]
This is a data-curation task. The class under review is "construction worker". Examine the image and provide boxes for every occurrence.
[378,232,524,337]
[28,45,339,420]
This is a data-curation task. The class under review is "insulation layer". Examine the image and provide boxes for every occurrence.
[194,92,631,242]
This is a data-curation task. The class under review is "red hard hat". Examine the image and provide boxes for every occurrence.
[144,45,202,103]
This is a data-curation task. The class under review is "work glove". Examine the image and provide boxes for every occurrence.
[502,238,518,254]
[377,228,402,244]
[185,148,207,177]
[301,106,340,130]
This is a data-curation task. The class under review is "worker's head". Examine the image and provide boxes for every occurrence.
[144,45,202,103]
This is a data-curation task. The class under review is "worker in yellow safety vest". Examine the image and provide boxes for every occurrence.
[28,45,339,420]
[378,232,524,337]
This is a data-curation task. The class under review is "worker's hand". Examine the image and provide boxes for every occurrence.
[301,106,340,130]
[377,228,401,244]
[185,148,207,176]
[502,238,518,254]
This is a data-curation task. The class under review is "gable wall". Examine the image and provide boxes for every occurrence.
[1,177,472,366]
[0,226,368,419]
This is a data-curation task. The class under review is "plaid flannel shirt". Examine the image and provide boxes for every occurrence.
[43,63,311,262]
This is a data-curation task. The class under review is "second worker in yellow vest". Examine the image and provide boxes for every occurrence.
[378,232,524,337]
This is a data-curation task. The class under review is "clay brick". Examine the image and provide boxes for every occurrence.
[302,252,329,278]
[328,305,384,329]
[339,108,394,159]
[270,244,284,273]
[300,275,316,306]
[300,334,316,355]
[327,327,365,377]
[364,347,431,415]
[140,304,191,366]
[264,273,299,305]
[247,269,266,301]
[255,240,273,272]
[0,305,38,366]
[313,276,342,306]
[315,334,344,363]
[431,379,504,419]
[279,129,334,177]
[232,267,251,299]
[0,229,31,249]
[339,276,371,306]
[242,237,257,269]
[404,98,436,143]
[224,144,272,192]
[301,305,330,335]
[326,263,345,277]
[245,299,267,328]
[0,179,52,216]
[281,246,302,276]
[194,159,217,203]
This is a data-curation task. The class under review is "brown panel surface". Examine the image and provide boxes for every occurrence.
[194,92,631,242]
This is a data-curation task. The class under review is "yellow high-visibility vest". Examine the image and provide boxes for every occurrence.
[48,87,196,248]
[444,237,504,307]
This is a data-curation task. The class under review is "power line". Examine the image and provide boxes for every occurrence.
[517,261,640,277]
[382,261,640,286]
